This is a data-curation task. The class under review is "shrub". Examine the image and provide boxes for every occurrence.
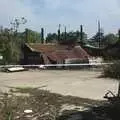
[103,61,120,79]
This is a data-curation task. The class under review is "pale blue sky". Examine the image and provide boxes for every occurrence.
[0,0,120,37]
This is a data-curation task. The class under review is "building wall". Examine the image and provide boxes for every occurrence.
[65,58,89,64]
[21,45,44,65]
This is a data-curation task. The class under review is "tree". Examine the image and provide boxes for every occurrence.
[91,29,104,47]
[0,17,27,64]
[10,17,27,33]
[103,33,118,46]
[25,29,41,43]
[0,28,13,64]
[46,33,58,43]
[46,31,87,45]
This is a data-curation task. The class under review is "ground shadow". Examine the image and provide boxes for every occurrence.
[57,102,120,120]
[1,87,120,120]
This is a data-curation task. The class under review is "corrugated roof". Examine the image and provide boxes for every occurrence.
[26,43,90,61]
[26,43,68,53]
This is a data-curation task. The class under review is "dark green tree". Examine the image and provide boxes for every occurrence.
[103,33,118,46]
[46,31,87,44]
[46,33,58,43]
[91,29,104,47]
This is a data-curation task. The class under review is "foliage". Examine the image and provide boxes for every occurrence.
[0,27,41,64]
[0,17,42,64]
[103,33,118,46]
[103,61,120,79]
[91,30,104,47]
[46,33,58,43]
[24,28,41,43]
[46,31,87,44]
[90,30,119,48]
[0,28,15,64]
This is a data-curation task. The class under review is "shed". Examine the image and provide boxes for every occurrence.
[22,43,90,65]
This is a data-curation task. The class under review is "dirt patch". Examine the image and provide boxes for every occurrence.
[0,70,118,100]
[0,88,102,120]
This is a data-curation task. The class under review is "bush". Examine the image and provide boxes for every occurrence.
[103,61,120,79]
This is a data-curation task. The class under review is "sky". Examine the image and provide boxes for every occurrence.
[0,0,120,37]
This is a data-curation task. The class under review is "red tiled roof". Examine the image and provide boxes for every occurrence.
[26,43,90,61]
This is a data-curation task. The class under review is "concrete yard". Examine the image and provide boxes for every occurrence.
[0,70,119,100]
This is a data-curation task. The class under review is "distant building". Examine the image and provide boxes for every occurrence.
[83,40,120,59]
[21,43,90,65]
[83,44,104,57]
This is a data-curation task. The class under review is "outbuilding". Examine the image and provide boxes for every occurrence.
[21,43,90,65]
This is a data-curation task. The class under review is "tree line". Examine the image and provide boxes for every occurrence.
[0,20,119,64]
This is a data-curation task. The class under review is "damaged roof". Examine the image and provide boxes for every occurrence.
[25,43,90,61]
